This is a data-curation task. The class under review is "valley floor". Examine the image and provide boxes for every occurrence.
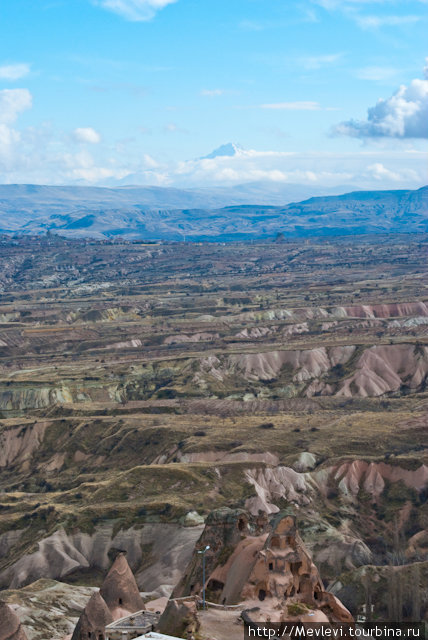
[0,234,427,636]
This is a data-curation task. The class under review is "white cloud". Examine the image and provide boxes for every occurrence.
[61,150,123,182]
[0,89,32,124]
[367,162,401,181]
[149,145,426,191]
[313,0,378,10]
[0,124,20,147]
[299,53,343,70]
[0,123,426,189]
[93,0,177,21]
[356,14,420,28]
[0,63,31,80]
[73,127,102,144]
[0,76,424,191]
[163,122,188,133]
[334,60,428,138]
[355,66,397,81]
[312,0,426,30]
[238,19,265,31]
[260,101,322,110]
[201,89,225,97]
[0,89,32,163]
[314,0,426,9]
[141,153,159,168]
[365,162,420,183]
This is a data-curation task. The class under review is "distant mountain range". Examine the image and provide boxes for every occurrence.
[0,183,427,240]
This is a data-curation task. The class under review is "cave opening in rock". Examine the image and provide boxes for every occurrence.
[207,579,225,592]
[290,561,302,574]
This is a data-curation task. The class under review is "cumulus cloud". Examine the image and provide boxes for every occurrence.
[0,124,20,147]
[334,60,428,138]
[93,0,177,21]
[73,127,102,144]
[61,150,125,182]
[365,162,420,183]
[0,80,424,190]
[0,63,31,80]
[0,89,32,124]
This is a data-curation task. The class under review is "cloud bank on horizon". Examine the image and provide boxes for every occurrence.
[0,0,426,190]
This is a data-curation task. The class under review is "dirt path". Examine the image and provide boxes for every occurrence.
[199,608,244,640]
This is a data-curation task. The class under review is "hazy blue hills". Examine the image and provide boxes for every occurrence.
[0,184,427,240]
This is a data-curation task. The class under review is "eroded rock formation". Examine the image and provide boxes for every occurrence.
[239,513,353,624]
[99,553,145,619]
[0,601,28,640]
[71,592,113,640]
[168,508,352,630]
[71,553,146,639]
[172,507,251,599]
[157,599,200,638]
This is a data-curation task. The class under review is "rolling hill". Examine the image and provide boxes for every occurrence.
[0,184,427,240]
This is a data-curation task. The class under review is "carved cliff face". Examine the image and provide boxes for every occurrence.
[172,507,252,599]
[171,509,353,625]
[241,514,353,623]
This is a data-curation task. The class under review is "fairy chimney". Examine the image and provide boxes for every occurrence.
[0,601,28,640]
[71,591,113,640]
[99,553,145,618]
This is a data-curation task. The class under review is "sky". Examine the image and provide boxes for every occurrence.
[0,0,427,191]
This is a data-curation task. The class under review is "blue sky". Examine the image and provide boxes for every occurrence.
[0,0,427,189]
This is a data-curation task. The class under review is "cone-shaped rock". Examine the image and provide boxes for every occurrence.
[71,592,113,640]
[157,599,200,639]
[99,553,145,616]
[0,601,28,640]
